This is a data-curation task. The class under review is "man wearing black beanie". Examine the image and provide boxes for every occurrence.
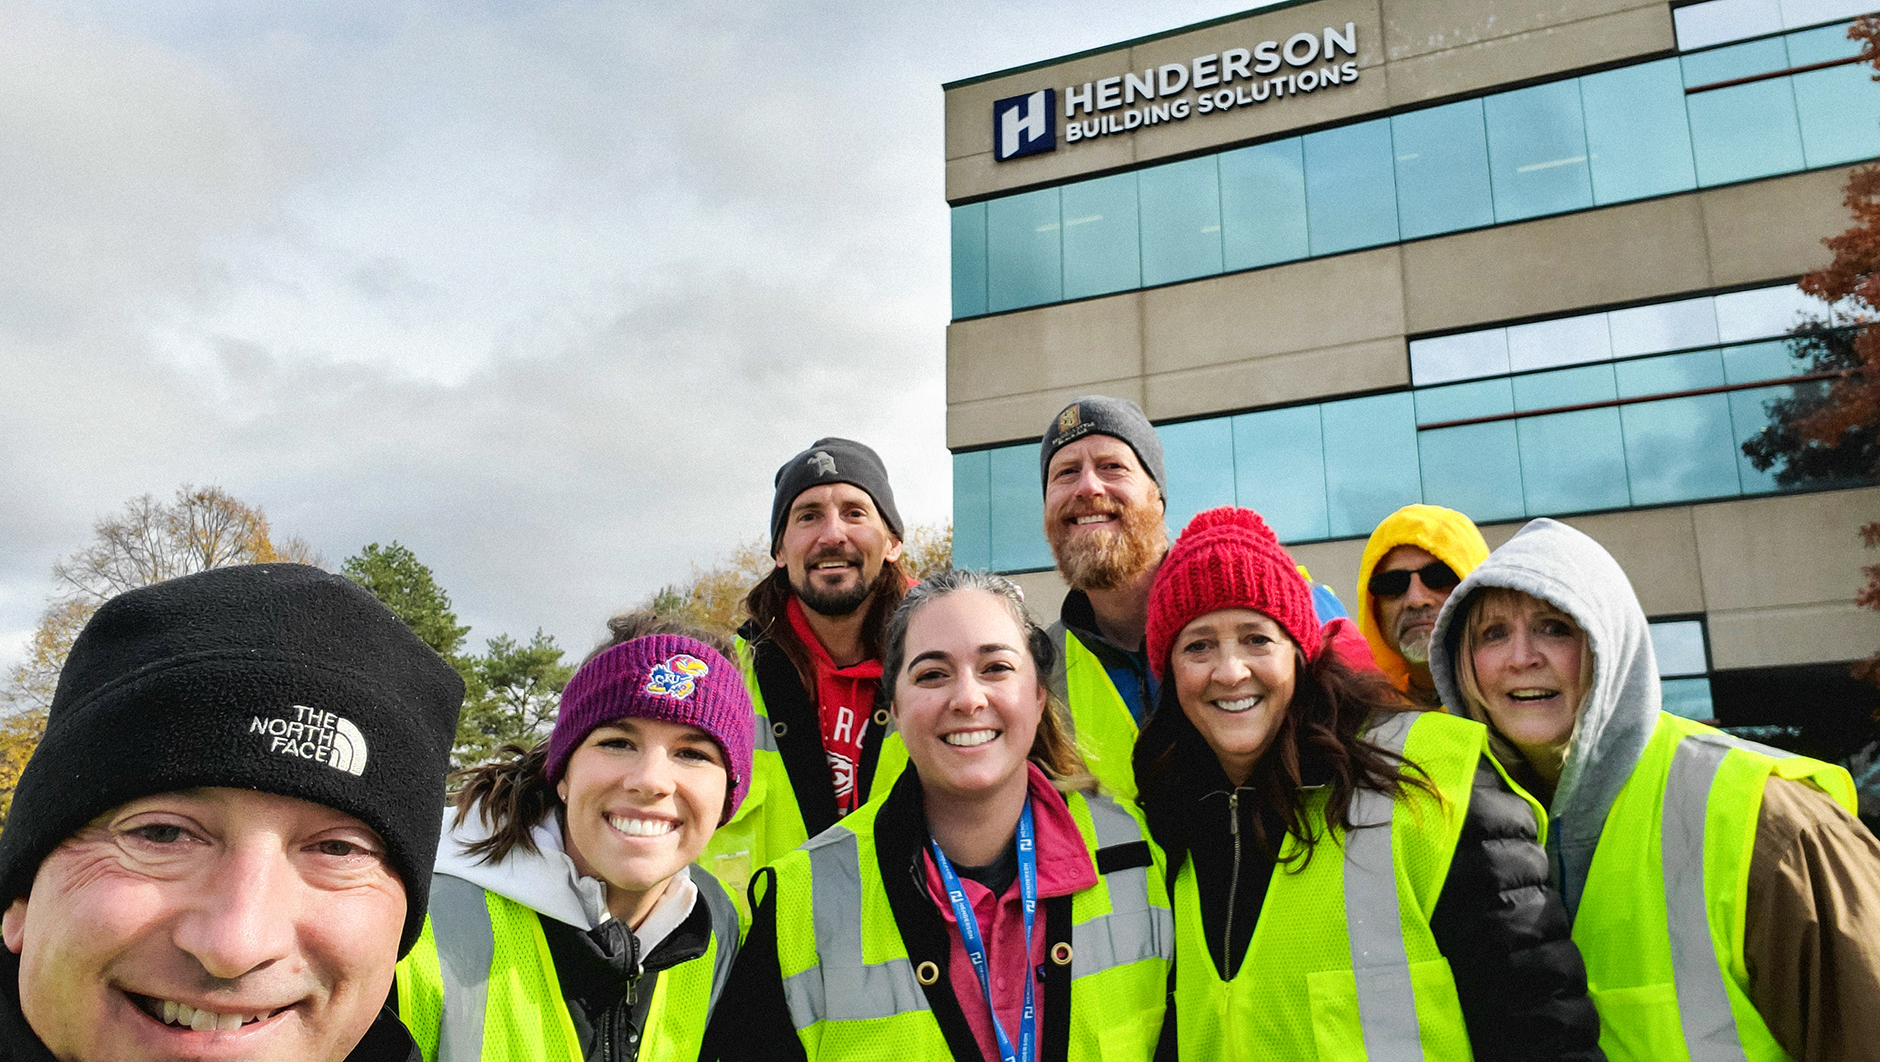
[698,438,914,902]
[0,563,463,1062]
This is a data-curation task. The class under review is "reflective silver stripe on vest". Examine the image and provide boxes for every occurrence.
[782,827,931,1028]
[427,874,494,1062]
[694,868,743,1014]
[1663,734,1750,1062]
[1345,711,1422,1062]
[1073,795,1175,980]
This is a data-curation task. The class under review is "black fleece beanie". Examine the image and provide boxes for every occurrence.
[768,437,904,555]
[0,563,463,957]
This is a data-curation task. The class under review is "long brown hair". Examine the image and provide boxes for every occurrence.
[1135,646,1436,869]
[449,611,731,865]
[744,557,912,694]
[878,569,1096,794]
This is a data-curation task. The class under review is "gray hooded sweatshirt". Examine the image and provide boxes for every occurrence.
[1429,518,1661,917]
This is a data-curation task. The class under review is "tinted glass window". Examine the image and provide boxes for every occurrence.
[1320,393,1421,537]
[1507,313,1613,373]
[1792,60,1880,168]
[1415,378,1515,425]
[988,444,1053,571]
[951,450,992,570]
[1061,172,1141,301]
[1579,59,1698,204]
[1684,40,1806,185]
[986,188,1062,313]
[1728,383,1792,492]
[1721,338,1802,384]
[1159,416,1237,535]
[1650,619,1710,676]
[1484,80,1594,222]
[1392,99,1494,239]
[1609,296,1720,357]
[1676,0,1784,50]
[1220,139,1309,270]
[1232,405,1328,542]
[1303,118,1400,255]
[1139,156,1224,287]
[1517,407,1632,512]
[1614,349,1727,398]
[1513,363,1618,411]
[1715,285,1820,341]
[1621,394,1743,505]
[1420,421,1527,523]
[1411,328,1511,386]
[951,203,988,319]
[1660,677,1717,720]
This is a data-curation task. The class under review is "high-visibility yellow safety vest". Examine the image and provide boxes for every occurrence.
[1053,628,1140,803]
[1172,710,1493,1061]
[771,786,1174,1060]
[701,636,910,907]
[1572,712,1856,1062]
[396,870,740,1062]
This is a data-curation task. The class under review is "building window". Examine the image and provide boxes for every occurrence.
[951,283,1870,565]
[1650,617,1716,720]
[952,19,1880,320]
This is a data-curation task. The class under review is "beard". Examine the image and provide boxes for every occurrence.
[1046,496,1169,592]
[1393,605,1437,664]
[792,547,878,617]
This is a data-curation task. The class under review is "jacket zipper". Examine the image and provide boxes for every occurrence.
[1221,791,1242,979]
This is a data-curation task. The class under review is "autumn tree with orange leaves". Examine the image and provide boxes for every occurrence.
[0,486,319,820]
[1775,15,1880,688]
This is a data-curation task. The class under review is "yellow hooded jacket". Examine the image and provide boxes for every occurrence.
[1356,504,1490,694]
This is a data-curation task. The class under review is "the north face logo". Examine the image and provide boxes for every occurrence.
[808,451,837,477]
[250,705,369,776]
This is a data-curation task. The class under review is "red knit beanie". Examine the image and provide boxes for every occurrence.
[1146,507,1322,679]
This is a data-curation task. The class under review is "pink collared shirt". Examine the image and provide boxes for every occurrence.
[920,764,1100,1062]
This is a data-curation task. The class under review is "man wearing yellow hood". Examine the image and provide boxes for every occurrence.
[1356,504,1489,706]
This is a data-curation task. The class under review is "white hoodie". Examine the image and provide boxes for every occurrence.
[431,804,698,959]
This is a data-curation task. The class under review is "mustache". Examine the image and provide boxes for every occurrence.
[807,546,862,566]
[1058,499,1124,521]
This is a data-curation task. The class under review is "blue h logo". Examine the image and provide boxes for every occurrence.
[993,89,1055,161]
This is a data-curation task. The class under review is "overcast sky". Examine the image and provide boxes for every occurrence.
[0,0,1273,669]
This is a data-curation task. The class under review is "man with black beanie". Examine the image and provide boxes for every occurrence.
[0,563,463,1062]
[699,437,913,903]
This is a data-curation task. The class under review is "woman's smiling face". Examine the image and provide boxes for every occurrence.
[892,588,1046,803]
[556,718,727,924]
[1466,592,1588,763]
[1170,608,1298,786]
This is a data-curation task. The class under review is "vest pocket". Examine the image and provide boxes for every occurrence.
[1588,983,1684,1060]
[1306,958,1463,1059]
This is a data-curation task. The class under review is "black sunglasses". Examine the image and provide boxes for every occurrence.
[1368,560,1461,597]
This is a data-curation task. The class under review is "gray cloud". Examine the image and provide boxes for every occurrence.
[3,0,1264,664]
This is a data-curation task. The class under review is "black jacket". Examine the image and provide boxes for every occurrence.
[701,769,1149,1062]
[1144,731,1606,1062]
[0,947,421,1062]
[738,619,893,839]
[539,872,739,1062]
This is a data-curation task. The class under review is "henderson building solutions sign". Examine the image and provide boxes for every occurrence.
[993,22,1362,162]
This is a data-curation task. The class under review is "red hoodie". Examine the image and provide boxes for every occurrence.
[785,595,882,816]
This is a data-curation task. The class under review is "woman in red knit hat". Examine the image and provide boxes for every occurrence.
[1133,507,1602,1062]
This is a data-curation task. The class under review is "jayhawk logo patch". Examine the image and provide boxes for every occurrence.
[645,654,711,699]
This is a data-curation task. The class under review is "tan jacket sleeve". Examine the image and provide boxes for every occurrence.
[1742,776,1880,1062]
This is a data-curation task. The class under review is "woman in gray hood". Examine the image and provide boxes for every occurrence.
[1429,517,1880,1062]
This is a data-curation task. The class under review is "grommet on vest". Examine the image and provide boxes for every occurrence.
[1051,942,1073,966]
[916,961,940,985]
[773,721,788,737]
[873,709,890,727]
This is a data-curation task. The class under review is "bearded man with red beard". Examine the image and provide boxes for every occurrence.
[697,438,916,904]
[1037,396,1170,801]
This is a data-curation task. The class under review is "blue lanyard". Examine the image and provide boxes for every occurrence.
[930,799,1038,1062]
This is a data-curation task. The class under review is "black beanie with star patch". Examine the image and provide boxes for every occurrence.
[769,437,904,555]
[0,563,463,956]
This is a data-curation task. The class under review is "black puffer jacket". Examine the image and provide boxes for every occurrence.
[1145,725,1605,1062]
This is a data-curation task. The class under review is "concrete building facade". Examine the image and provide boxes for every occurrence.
[944,0,1880,739]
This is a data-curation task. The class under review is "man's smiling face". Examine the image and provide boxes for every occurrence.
[1043,434,1166,591]
[2,787,405,1062]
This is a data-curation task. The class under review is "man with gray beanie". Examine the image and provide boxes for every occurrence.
[699,438,913,903]
[1039,396,1170,801]
[0,563,463,1062]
